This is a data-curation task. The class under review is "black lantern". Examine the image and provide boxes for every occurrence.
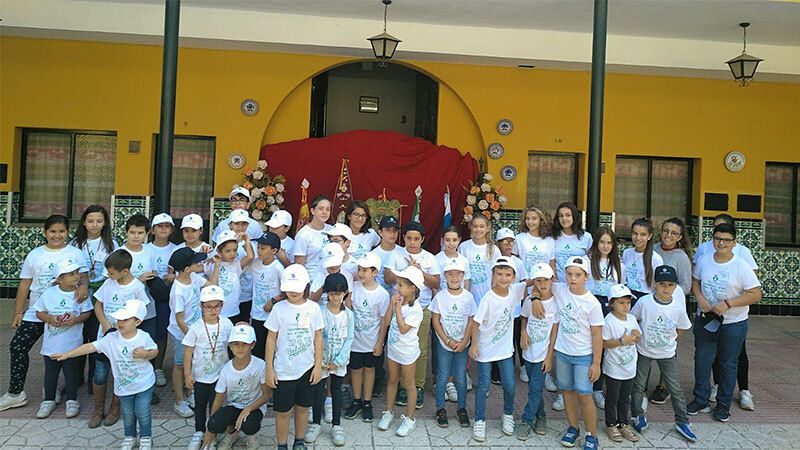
[368,0,401,66]
[726,23,763,87]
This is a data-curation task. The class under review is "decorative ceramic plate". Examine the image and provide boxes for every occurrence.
[241,99,259,116]
[500,165,517,181]
[228,153,246,169]
[724,151,745,172]
[497,119,513,135]
[488,143,505,159]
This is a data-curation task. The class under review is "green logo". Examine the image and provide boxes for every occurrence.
[121,346,129,355]
[295,313,301,322]
[238,379,244,386]
[59,299,66,307]
[362,298,368,307]
[137,263,144,270]
[452,303,458,311]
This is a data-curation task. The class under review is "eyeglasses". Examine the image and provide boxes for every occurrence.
[661,229,682,237]
[230,197,248,204]
[712,236,735,244]
[350,212,368,219]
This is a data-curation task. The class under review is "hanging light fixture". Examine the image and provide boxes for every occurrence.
[368,0,401,66]
[725,22,763,87]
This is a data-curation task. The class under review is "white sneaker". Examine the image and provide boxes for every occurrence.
[739,390,755,411]
[119,437,136,450]
[324,402,333,423]
[36,400,56,419]
[710,383,718,403]
[592,390,606,409]
[331,425,346,446]
[473,419,486,442]
[187,390,195,409]
[518,366,529,383]
[377,410,394,431]
[502,414,515,435]
[545,373,558,392]
[65,399,81,418]
[218,431,239,450]
[0,391,28,411]
[446,382,458,402]
[304,423,322,443]
[466,373,473,391]
[174,400,195,418]
[187,431,204,450]
[396,415,416,436]
[552,393,565,411]
[307,406,313,423]
[139,437,153,450]
[245,434,260,450]
[154,369,168,387]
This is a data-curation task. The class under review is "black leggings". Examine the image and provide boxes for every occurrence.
[8,321,45,394]
[313,374,343,426]
[208,405,264,436]
[193,381,217,432]
[44,357,79,401]
[604,376,634,426]
[77,310,100,385]
[712,338,748,390]
[514,317,524,366]
[251,319,266,360]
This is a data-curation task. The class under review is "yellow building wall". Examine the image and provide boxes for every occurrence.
[2,36,800,219]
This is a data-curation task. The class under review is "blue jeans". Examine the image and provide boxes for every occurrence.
[93,358,111,385]
[693,318,749,410]
[434,340,469,409]
[475,357,515,421]
[555,351,594,395]
[522,360,546,423]
[119,385,154,438]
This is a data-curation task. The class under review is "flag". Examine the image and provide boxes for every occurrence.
[332,156,352,223]
[443,185,452,229]
[411,185,422,223]
[295,178,310,233]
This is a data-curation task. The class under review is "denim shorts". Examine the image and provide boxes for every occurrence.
[555,350,594,395]
[171,334,185,366]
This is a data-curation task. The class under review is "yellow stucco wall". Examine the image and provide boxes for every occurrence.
[2,36,799,218]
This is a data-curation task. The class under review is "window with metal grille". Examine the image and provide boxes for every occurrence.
[765,163,799,246]
[526,151,579,216]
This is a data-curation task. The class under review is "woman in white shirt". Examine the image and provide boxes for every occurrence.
[293,195,333,279]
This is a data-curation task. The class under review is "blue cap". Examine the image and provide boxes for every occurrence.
[255,231,281,250]
[169,247,206,272]
[654,265,678,283]
[379,215,400,229]
[323,273,349,293]
[402,221,425,236]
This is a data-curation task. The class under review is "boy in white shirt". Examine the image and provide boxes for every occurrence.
[324,223,359,276]
[266,210,295,266]
[495,227,528,383]
[310,242,354,302]
[228,209,259,326]
[204,230,255,322]
[369,215,401,399]
[148,213,178,388]
[178,214,212,254]
[248,232,285,360]
[211,187,264,242]
[122,215,159,341]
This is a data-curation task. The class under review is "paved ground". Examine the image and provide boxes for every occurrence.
[1,297,799,448]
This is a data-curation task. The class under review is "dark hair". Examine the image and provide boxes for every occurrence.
[73,205,115,254]
[125,214,150,232]
[105,249,133,271]
[631,217,656,288]
[713,222,737,239]
[344,200,373,234]
[552,202,584,239]
[589,227,622,282]
[519,205,551,237]
[310,195,331,209]
[442,225,461,239]
[397,277,420,306]
[44,214,70,232]
[661,217,694,258]
[713,214,735,228]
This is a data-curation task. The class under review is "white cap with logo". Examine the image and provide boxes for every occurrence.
[281,264,310,293]
[228,209,250,223]
[151,213,174,227]
[215,230,238,250]
[357,252,382,271]
[530,262,555,280]
[495,227,515,241]
[323,223,354,241]
[200,285,225,303]
[393,265,425,291]
[265,210,292,228]
[229,186,252,202]
[181,214,203,230]
[322,242,345,268]
[109,299,148,321]
[228,323,256,344]
[442,257,466,273]
[53,258,82,280]
[565,255,590,275]
[609,284,633,299]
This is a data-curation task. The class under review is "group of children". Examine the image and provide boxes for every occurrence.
[1,188,760,450]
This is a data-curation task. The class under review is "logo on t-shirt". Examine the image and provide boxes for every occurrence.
[452,303,459,312]
[59,299,67,307]
[121,346,129,356]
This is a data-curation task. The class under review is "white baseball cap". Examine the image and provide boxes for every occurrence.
[609,284,633,299]
[442,257,466,273]
[265,210,292,228]
[228,209,250,223]
[530,262,555,280]
[181,214,203,230]
[496,227,515,241]
[109,299,148,321]
[357,252,382,271]
[492,257,516,272]
[281,264,310,293]
[323,223,354,242]
[322,242,345,268]
[565,255,590,275]
[228,323,256,344]
[52,258,81,281]
[215,230,238,250]
[151,213,174,227]
[200,285,225,303]
[229,187,251,202]
[394,265,425,291]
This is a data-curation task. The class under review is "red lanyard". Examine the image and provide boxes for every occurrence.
[203,320,220,359]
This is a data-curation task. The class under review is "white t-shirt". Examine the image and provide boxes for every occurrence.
[321,306,354,378]
[622,248,664,294]
[587,257,626,299]
[350,282,390,353]
[35,286,93,356]
[630,291,692,359]
[310,269,354,304]
[386,247,440,308]
[93,329,157,396]
[472,282,525,363]
[94,278,149,338]
[694,240,758,270]
[123,244,157,320]
[458,240,500,305]
[349,229,380,260]
[371,246,400,295]
[602,313,641,380]
[292,224,332,279]
[521,296,558,364]
[215,356,267,414]
[176,241,211,255]
[237,241,258,302]
[434,252,472,291]
[553,282,604,357]
[249,259,284,322]
[693,254,761,324]
[387,302,424,365]
[147,242,178,279]
[71,238,119,283]
[205,257,245,318]
[429,289,477,352]
[281,236,296,264]
[265,299,325,380]
[212,217,264,243]
[168,273,207,340]
[514,233,556,278]
[19,245,88,323]
[182,317,234,383]
[554,233,593,282]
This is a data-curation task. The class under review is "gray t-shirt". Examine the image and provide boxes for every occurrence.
[654,243,693,295]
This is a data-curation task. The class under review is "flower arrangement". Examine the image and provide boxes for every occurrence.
[462,172,507,223]
[236,159,286,221]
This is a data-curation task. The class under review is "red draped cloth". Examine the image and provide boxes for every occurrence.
[260,130,478,253]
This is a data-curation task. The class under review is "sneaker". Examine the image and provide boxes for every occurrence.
[65,399,80,418]
[592,390,605,409]
[174,400,195,418]
[396,415,416,437]
[472,420,486,442]
[560,426,580,447]
[307,407,313,423]
[518,366,529,383]
[457,408,470,428]
[344,399,362,419]
[466,373,473,391]
[304,423,321,444]
[502,414,515,435]
[372,382,384,398]
[139,437,153,450]
[605,425,623,442]
[218,432,239,450]
[545,373,558,392]
[119,437,136,450]
[674,422,698,442]
[36,400,57,419]
[187,431,204,450]
[266,397,274,408]
[618,423,639,442]
[712,405,730,422]
[292,442,307,450]
[331,425,346,447]
[245,434,260,450]
[632,415,648,433]
[739,390,755,411]
[445,382,458,402]
[552,393,565,411]
[154,369,167,387]
[490,373,501,385]
[709,383,718,403]
[533,416,547,435]
[362,402,374,422]
[583,434,599,450]
[516,421,532,440]
[186,390,195,409]
[324,402,333,423]
[0,391,28,411]
[687,400,711,415]
[415,387,424,409]
[435,408,449,428]
[649,385,670,405]
[395,387,408,406]
[377,410,394,431]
